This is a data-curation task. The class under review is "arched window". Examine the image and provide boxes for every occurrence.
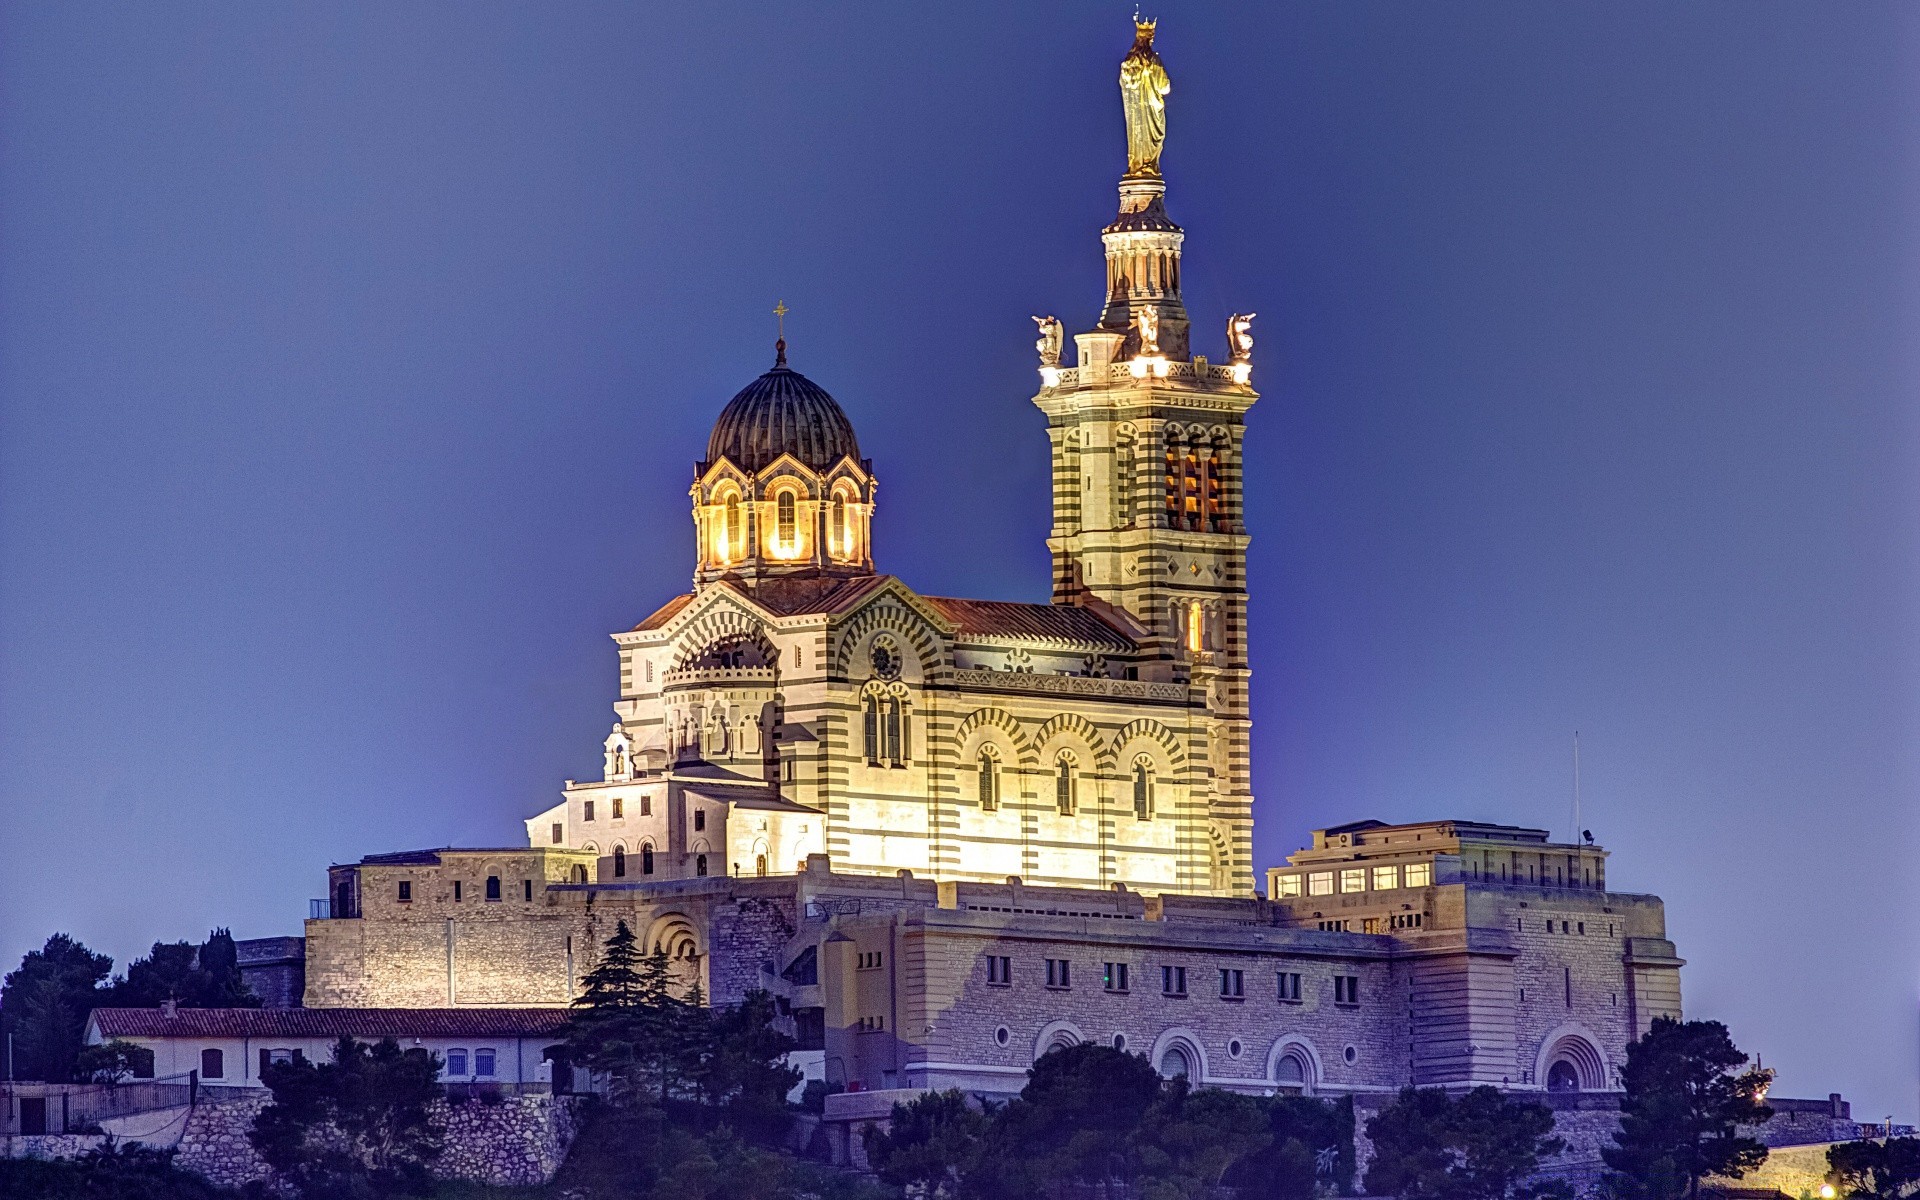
[200,1048,224,1080]
[1186,600,1206,653]
[1159,1046,1191,1079]
[641,843,654,875]
[723,495,741,561]
[612,846,626,878]
[695,853,709,877]
[1133,760,1154,820]
[1274,1050,1310,1094]
[1055,754,1077,816]
[884,696,905,765]
[977,749,1000,812]
[776,491,796,545]
[831,490,854,559]
[863,693,880,763]
[484,875,501,901]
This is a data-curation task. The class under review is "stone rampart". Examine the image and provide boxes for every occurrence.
[7,1090,579,1190]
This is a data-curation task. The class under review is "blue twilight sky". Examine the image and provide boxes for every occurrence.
[2,2,1917,1116]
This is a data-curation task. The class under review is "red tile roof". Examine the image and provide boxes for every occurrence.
[632,593,697,631]
[920,596,1137,649]
[89,1008,572,1041]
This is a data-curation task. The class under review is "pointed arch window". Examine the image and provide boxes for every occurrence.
[1055,754,1077,816]
[864,686,907,766]
[884,696,904,765]
[977,748,1000,812]
[1133,759,1154,821]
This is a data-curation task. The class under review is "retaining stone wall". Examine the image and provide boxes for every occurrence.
[158,1092,576,1190]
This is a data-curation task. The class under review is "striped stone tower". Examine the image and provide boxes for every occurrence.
[1032,21,1259,893]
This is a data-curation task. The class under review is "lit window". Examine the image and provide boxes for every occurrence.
[1274,875,1302,898]
[474,1049,495,1078]
[1186,600,1205,653]
[1307,872,1334,897]
[1056,755,1077,816]
[1372,865,1399,891]
[1339,868,1366,893]
[775,489,798,545]
[1132,761,1154,820]
[978,750,999,811]
[722,495,740,562]
[1405,861,1432,888]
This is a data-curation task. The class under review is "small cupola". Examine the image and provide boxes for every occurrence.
[691,340,877,589]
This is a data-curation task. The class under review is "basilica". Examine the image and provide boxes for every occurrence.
[118,23,1695,1147]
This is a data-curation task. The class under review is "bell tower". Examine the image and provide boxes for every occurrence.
[1032,19,1259,895]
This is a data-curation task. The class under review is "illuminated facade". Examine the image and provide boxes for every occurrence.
[295,24,1692,1130]
[521,90,1257,897]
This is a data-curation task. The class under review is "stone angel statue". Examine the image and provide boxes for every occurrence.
[1032,315,1063,367]
[1134,305,1162,357]
[1226,312,1256,363]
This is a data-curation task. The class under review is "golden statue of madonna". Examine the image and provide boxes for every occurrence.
[1119,17,1171,176]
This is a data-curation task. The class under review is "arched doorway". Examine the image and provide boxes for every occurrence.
[1546,1059,1581,1092]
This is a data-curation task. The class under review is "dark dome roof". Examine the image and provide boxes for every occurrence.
[706,343,861,473]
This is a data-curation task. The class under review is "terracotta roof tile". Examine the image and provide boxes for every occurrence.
[633,593,696,631]
[920,596,1137,649]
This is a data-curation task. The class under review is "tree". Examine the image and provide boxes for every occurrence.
[1226,1094,1356,1200]
[1,934,114,1082]
[971,1042,1167,1198]
[197,929,260,1007]
[863,1088,991,1199]
[108,930,260,1009]
[566,921,704,1106]
[698,988,801,1142]
[0,1139,228,1200]
[1365,1086,1569,1200]
[74,1039,155,1084]
[1829,1138,1920,1200]
[1134,1081,1274,1199]
[249,1035,445,1198]
[1603,1018,1772,1200]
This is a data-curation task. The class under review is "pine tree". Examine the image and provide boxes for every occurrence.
[568,921,700,1106]
[1603,1018,1772,1200]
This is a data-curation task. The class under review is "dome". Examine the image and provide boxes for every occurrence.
[706,342,861,474]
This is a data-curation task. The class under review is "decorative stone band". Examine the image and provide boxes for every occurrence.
[947,667,1187,703]
[1042,361,1246,391]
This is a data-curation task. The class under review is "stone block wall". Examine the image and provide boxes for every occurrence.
[158,1092,577,1190]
